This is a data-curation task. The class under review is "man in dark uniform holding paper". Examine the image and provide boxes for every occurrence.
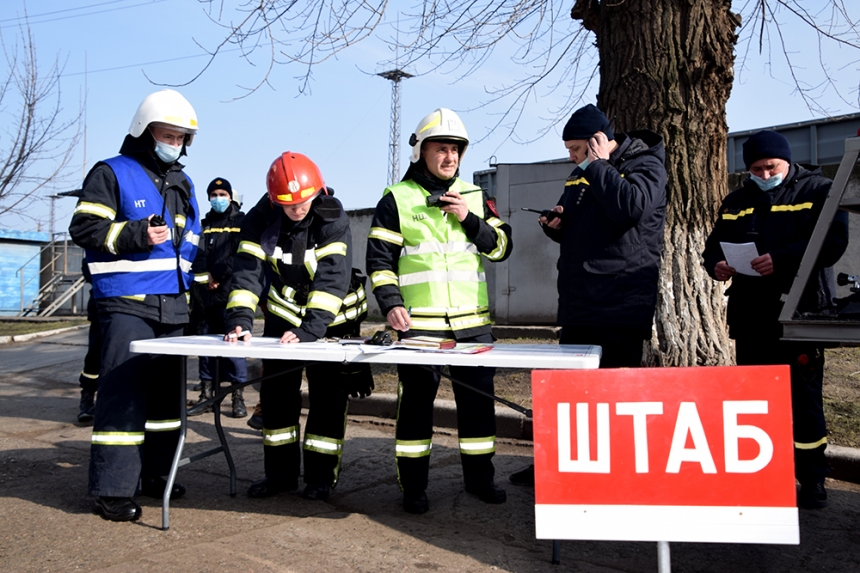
[703,130,849,509]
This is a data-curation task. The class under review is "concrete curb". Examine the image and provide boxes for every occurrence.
[0,324,88,345]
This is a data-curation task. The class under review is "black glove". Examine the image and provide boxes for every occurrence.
[225,321,252,337]
[341,363,374,399]
[289,327,319,343]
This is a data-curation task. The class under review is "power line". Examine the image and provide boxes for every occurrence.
[0,0,167,29]
[0,0,143,23]
[63,47,244,77]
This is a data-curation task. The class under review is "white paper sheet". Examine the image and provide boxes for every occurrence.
[720,242,761,276]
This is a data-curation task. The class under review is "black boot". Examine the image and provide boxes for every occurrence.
[248,476,298,498]
[93,497,141,522]
[232,387,247,418]
[188,379,213,416]
[403,490,429,514]
[247,401,264,430]
[465,482,507,504]
[77,388,96,425]
[509,464,535,487]
[140,476,187,500]
[302,482,331,502]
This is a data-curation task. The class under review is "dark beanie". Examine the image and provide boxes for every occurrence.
[206,177,233,198]
[742,130,791,170]
[562,104,614,141]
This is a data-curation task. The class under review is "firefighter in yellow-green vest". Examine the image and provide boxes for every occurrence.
[366,108,513,514]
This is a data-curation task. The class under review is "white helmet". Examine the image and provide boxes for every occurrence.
[408,108,469,164]
[128,89,198,145]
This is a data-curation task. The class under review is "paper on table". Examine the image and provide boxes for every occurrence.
[720,241,761,276]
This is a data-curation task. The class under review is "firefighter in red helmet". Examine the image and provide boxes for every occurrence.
[225,152,372,501]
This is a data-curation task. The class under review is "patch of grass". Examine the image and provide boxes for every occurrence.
[824,347,860,448]
[0,319,88,337]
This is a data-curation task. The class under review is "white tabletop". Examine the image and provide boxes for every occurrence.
[129,335,601,370]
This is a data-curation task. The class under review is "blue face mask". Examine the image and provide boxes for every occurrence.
[210,197,230,213]
[577,156,591,171]
[154,140,182,163]
[750,172,783,191]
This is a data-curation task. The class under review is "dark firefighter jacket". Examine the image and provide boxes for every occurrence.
[192,202,245,307]
[702,163,849,339]
[69,131,197,324]
[226,192,359,341]
[543,130,667,331]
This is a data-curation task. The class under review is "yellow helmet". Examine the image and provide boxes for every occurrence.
[128,89,198,145]
[408,108,469,164]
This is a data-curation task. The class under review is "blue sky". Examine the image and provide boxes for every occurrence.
[2,0,859,234]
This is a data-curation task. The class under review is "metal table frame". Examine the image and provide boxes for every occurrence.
[128,335,601,531]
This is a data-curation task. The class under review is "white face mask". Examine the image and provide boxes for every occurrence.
[154,140,182,163]
[577,156,591,171]
[750,172,783,191]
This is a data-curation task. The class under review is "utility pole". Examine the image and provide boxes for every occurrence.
[377,69,413,186]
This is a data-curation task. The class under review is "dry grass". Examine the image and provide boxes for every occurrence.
[823,347,860,448]
[0,319,88,337]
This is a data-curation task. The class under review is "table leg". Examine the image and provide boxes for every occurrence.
[211,357,237,495]
[162,355,188,530]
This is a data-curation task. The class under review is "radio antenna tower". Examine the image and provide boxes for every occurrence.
[377,68,413,185]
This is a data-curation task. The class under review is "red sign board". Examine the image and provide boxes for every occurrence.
[532,366,799,544]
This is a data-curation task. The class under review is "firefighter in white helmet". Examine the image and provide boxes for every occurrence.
[69,89,201,522]
[366,108,513,514]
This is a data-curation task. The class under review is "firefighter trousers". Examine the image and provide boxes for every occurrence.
[394,333,497,493]
[559,324,648,368]
[79,293,101,392]
[260,317,351,487]
[88,312,183,497]
[735,337,828,484]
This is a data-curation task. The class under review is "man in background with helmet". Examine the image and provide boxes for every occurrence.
[366,108,513,514]
[225,151,371,502]
[69,89,201,522]
[703,130,849,509]
[190,177,248,418]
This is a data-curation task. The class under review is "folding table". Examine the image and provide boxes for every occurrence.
[128,334,602,530]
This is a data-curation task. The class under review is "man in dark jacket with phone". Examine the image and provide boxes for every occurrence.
[511,103,667,486]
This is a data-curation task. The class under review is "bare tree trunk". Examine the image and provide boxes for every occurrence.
[574,0,739,366]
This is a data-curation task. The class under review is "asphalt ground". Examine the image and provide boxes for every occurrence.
[2,329,860,573]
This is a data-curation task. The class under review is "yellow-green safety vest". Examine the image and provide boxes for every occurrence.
[386,179,491,333]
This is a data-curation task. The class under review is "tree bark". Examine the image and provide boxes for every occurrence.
[574,0,740,366]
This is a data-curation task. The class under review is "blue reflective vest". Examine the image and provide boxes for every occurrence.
[86,155,200,298]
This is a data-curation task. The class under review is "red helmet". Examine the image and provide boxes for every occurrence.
[266,151,327,206]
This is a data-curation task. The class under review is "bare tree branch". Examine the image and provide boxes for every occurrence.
[183,1,859,144]
[0,16,82,227]
[736,1,860,118]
